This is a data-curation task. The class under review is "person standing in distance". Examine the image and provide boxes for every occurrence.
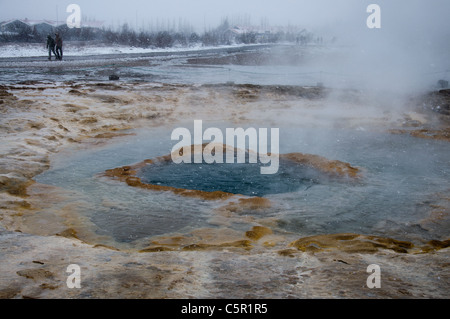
[55,33,63,61]
[46,35,56,60]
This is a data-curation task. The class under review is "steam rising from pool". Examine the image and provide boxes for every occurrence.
[34,124,450,248]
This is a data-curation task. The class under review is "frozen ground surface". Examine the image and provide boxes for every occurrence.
[0,42,263,58]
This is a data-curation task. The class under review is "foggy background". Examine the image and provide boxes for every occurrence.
[1,0,449,93]
[0,0,367,31]
[1,0,449,35]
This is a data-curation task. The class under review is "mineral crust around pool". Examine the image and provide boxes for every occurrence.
[102,143,362,200]
[0,79,449,299]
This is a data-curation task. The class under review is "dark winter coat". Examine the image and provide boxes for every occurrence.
[55,35,63,47]
[47,36,55,48]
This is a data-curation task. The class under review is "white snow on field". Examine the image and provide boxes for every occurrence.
[0,42,261,58]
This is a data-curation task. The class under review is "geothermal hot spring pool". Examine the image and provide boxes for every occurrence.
[33,122,450,250]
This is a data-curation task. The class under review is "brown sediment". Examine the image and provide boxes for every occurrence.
[0,86,18,112]
[140,235,254,252]
[245,226,273,241]
[388,128,450,142]
[5,182,113,248]
[234,88,260,100]
[290,233,450,254]
[127,176,236,200]
[92,244,121,251]
[181,240,253,251]
[139,227,258,252]
[102,143,361,201]
[388,89,450,142]
[78,116,97,123]
[290,233,415,254]
[421,239,450,252]
[237,197,272,209]
[0,178,35,197]
[203,83,329,100]
[280,153,361,179]
[55,228,79,239]
[0,86,17,100]
[16,269,54,280]
[68,89,83,96]
[139,246,175,253]
[92,132,135,139]
[277,248,298,257]
[137,229,450,255]
[222,197,272,213]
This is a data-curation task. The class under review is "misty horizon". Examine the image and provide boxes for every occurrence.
[1,0,450,94]
[1,0,361,32]
[0,0,447,34]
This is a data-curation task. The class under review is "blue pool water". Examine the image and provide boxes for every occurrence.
[34,124,450,247]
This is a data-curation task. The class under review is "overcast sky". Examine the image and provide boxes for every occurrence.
[0,0,437,30]
[1,0,449,39]
[0,0,359,30]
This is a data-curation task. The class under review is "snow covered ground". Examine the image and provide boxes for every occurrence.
[0,42,261,58]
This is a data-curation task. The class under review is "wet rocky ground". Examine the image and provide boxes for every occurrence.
[0,79,449,299]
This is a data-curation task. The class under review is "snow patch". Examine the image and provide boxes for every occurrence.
[0,42,260,58]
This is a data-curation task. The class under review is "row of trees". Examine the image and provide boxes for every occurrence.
[0,20,316,48]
